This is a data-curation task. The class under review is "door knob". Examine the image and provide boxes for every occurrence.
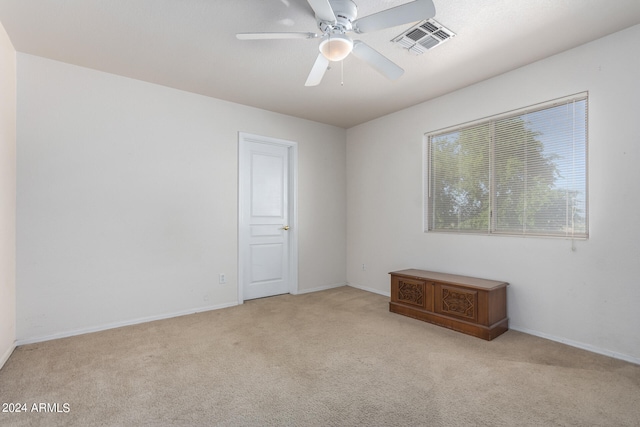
[281,225,290,231]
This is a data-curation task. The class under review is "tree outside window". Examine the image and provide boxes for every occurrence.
[426,96,588,238]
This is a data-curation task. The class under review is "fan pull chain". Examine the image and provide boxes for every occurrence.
[341,60,344,86]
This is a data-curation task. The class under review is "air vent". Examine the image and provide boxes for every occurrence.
[420,21,439,33]
[392,18,455,55]
[418,36,439,50]
[433,30,450,40]
[406,28,427,42]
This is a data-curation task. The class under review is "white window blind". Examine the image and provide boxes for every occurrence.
[426,94,588,238]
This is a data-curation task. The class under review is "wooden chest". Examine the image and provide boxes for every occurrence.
[389,269,509,340]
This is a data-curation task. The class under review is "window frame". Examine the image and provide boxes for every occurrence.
[424,92,589,239]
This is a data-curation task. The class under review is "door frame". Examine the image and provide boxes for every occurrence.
[237,132,298,304]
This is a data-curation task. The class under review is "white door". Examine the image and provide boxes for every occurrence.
[239,133,297,301]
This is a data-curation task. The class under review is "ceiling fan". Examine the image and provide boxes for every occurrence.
[236,0,436,86]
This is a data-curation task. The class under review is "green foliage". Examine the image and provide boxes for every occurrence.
[431,123,491,231]
[430,115,583,235]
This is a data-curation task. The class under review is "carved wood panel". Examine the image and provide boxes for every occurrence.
[440,286,477,320]
[390,270,509,340]
[397,279,425,307]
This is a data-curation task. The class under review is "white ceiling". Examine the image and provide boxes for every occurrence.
[1,0,639,128]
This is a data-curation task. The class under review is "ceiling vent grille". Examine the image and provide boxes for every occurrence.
[392,19,455,55]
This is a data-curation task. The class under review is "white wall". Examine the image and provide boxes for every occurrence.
[0,20,16,369]
[16,54,346,342]
[347,24,640,363]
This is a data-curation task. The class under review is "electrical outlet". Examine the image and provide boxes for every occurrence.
[219,273,226,284]
[362,263,366,271]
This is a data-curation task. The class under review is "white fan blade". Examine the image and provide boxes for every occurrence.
[305,53,330,86]
[351,41,404,80]
[237,32,318,40]
[307,0,336,23]
[353,0,436,33]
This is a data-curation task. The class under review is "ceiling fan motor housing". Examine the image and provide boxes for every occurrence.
[318,0,358,34]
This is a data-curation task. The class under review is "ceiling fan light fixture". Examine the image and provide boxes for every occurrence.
[319,34,353,61]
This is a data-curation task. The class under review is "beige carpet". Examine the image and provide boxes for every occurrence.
[1,286,639,426]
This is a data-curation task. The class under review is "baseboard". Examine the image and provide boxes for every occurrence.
[16,302,239,346]
[510,325,640,366]
[0,343,16,370]
[15,285,349,345]
[295,282,347,295]
[347,282,390,297]
[17,287,636,366]
[347,284,639,365]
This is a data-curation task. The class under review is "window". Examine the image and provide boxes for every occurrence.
[425,93,588,238]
